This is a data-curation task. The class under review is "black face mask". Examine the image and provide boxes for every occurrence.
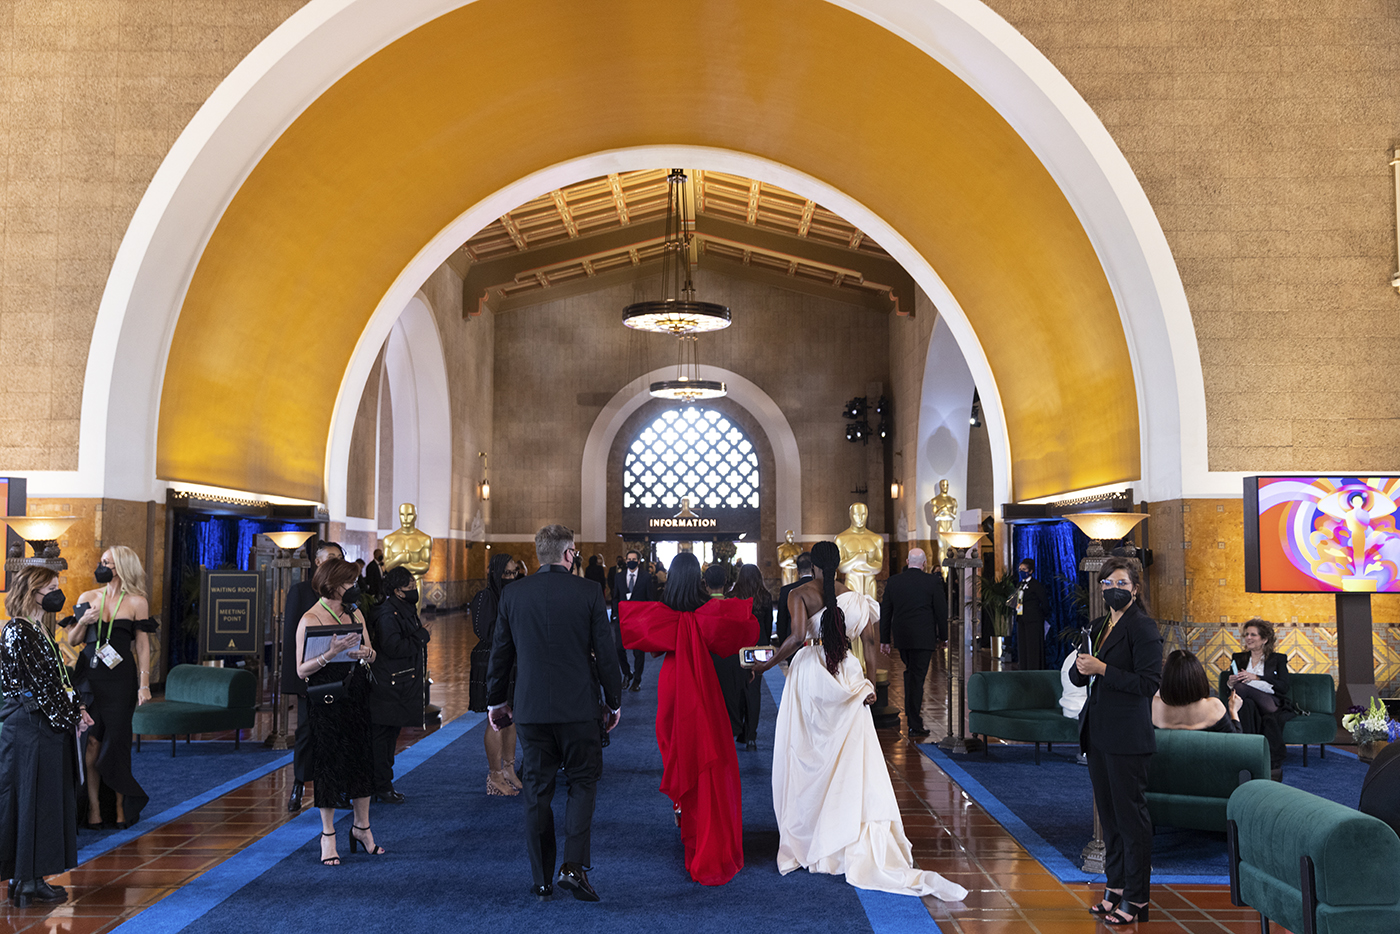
[95,565,114,584]
[402,589,419,606]
[1103,588,1133,612]
[40,590,66,614]
[626,560,639,570]
[341,585,361,606]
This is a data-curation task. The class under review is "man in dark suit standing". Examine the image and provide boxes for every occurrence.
[488,524,622,903]
[281,539,343,811]
[1012,558,1049,670]
[878,547,947,739]
[612,549,656,692]
[774,551,812,648]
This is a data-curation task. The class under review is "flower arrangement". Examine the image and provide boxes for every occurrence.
[1342,696,1400,745]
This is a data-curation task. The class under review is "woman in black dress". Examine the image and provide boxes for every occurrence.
[1152,650,1241,732]
[66,545,155,829]
[1228,617,1293,778]
[469,553,520,796]
[295,557,383,865]
[726,563,773,750]
[0,567,92,906]
[368,565,432,803]
[1070,556,1162,926]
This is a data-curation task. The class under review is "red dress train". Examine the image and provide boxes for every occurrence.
[620,598,757,885]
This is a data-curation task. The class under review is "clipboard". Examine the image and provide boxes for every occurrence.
[303,624,364,664]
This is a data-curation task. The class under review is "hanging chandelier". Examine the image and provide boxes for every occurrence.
[650,333,726,402]
[622,169,731,334]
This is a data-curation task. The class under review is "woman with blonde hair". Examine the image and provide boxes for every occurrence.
[0,566,92,906]
[67,545,156,830]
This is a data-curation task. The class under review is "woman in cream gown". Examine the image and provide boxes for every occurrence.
[754,541,967,901]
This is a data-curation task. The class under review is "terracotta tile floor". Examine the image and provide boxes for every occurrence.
[1,615,1309,933]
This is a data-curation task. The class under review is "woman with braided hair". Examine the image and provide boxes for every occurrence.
[750,541,967,901]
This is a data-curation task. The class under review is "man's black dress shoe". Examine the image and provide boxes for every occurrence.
[628,677,641,692]
[557,863,600,902]
[287,782,304,812]
[531,883,553,902]
[909,727,931,739]
[375,791,406,804]
[745,741,757,751]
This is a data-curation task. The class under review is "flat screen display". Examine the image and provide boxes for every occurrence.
[1245,476,1400,593]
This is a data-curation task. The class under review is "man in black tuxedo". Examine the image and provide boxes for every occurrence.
[488,524,621,903]
[878,547,947,739]
[612,549,656,692]
[774,551,813,648]
[1012,558,1049,671]
[281,539,343,811]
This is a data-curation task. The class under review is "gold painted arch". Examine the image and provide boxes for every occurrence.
[156,0,1139,503]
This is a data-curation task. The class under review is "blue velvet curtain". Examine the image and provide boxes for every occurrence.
[169,515,301,667]
[1012,521,1090,669]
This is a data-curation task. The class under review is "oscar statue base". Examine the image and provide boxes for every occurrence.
[937,733,984,755]
[870,677,901,729]
[1080,838,1105,875]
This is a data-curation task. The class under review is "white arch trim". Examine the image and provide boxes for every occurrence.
[31,0,1230,506]
[326,292,452,538]
[580,368,801,544]
[916,315,982,538]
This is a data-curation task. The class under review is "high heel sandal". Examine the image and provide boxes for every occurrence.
[349,825,385,855]
[487,770,519,796]
[502,761,524,790]
[319,831,340,866]
[1102,901,1149,925]
[1088,889,1122,916]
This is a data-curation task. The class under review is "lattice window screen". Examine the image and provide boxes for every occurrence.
[623,408,759,510]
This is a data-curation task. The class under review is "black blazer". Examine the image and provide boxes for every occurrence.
[1230,650,1290,697]
[775,576,811,645]
[879,567,948,651]
[612,567,656,615]
[487,565,621,723]
[369,594,430,727]
[281,580,319,695]
[1016,578,1048,628]
[1069,603,1163,755]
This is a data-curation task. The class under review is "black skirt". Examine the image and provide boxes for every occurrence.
[308,662,374,808]
[0,706,79,881]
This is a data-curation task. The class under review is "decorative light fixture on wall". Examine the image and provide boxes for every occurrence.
[623,169,731,335]
[2,515,79,575]
[478,451,491,501]
[890,479,903,499]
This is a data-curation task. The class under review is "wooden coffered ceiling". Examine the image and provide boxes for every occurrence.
[457,169,915,316]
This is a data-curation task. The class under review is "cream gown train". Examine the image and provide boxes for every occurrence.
[772,590,968,901]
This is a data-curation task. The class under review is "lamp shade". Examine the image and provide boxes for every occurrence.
[938,530,986,550]
[649,377,727,402]
[2,516,78,542]
[1063,511,1148,541]
[623,299,731,334]
[265,530,316,550]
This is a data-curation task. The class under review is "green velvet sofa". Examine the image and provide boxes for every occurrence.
[967,670,1079,764]
[131,664,257,756]
[1147,728,1269,832]
[1227,780,1400,934]
[1216,671,1337,763]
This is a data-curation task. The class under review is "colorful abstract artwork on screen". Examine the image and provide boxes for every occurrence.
[1257,477,1400,592]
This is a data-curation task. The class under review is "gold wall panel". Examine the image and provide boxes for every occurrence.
[156,0,1139,504]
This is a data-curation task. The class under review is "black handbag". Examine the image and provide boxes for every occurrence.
[308,679,347,705]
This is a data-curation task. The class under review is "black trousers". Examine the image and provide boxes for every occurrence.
[370,723,401,794]
[1236,691,1290,768]
[518,721,602,886]
[293,694,314,783]
[1017,616,1045,670]
[629,650,646,682]
[1086,747,1153,905]
[899,648,934,731]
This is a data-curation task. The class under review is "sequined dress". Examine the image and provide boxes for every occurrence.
[0,619,83,882]
[77,614,156,826]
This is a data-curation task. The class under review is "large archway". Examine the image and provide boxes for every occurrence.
[61,0,1210,514]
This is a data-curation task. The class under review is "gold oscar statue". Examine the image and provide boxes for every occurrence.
[930,479,958,533]
[382,502,434,587]
[835,503,883,601]
[776,530,801,586]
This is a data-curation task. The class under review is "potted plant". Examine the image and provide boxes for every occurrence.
[1342,695,1400,762]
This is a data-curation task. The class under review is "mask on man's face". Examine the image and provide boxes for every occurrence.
[626,560,638,570]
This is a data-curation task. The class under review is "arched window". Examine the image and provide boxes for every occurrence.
[623,408,759,511]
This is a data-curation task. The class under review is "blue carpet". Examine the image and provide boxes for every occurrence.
[920,740,1369,884]
[120,664,942,933]
[77,740,292,863]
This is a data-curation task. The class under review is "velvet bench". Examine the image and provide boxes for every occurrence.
[966,670,1079,764]
[131,664,257,756]
[1216,671,1337,764]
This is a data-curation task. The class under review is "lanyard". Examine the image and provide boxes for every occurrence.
[31,618,74,694]
[1094,616,1117,656]
[317,598,345,625]
[96,587,126,648]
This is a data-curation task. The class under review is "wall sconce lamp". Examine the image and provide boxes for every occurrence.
[478,452,490,501]
[3,515,80,575]
[890,480,902,499]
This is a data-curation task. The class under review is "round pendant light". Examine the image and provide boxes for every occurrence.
[649,377,728,402]
[623,298,731,334]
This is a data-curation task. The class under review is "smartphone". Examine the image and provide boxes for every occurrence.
[740,645,776,668]
[490,706,513,729]
[73,602,91,620]
[1230,659,1239,675]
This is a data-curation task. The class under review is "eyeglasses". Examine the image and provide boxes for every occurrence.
[1100,578,1133,589]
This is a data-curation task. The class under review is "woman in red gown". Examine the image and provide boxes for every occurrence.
[620,553,756,885]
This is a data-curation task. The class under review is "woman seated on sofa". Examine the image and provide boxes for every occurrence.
[1152,650,1241,732]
